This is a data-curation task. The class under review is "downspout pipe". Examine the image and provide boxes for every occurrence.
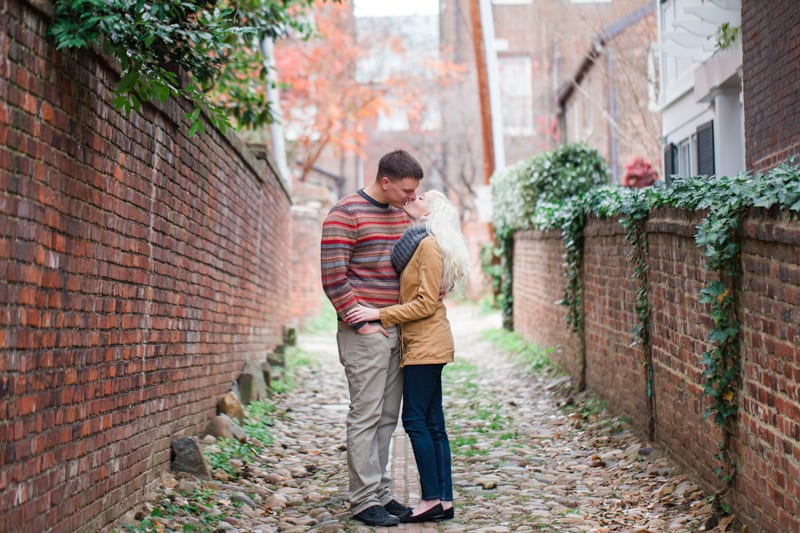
[260,36,293,189]
[607,52,618,183]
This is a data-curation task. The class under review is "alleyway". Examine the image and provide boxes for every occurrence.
[117,303,727,532]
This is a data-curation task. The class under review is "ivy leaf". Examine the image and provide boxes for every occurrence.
[699,281,726,304]
[710,329,731,344]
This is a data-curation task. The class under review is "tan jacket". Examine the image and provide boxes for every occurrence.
[379,237,454,367]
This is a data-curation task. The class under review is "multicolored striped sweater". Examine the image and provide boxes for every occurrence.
[320,190,409,320]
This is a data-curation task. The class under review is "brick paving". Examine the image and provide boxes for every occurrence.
[388,432,440,533]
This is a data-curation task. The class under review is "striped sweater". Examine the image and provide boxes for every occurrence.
[321,190,409,319]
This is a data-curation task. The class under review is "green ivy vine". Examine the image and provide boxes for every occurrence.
[617,188,656,440]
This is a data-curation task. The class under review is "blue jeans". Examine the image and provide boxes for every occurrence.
[402,364,453,502]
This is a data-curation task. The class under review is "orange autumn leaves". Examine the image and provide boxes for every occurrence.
[273,1,465,181]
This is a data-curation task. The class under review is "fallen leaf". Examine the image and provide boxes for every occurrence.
[708,515,735,532]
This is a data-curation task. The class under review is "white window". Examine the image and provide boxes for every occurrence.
[677,135,696,179]
[499,56,533,136]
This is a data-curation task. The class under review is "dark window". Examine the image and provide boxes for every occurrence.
[663,142,677,184]
[696,121,715,176]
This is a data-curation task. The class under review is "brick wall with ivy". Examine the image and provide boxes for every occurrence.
[512,229,581,379]
[513,208,800,532]
[646,209,726,493]
[0,1,292,531]
[582,218,650,434]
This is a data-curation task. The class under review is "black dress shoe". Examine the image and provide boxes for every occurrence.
[383,499,412,516]
[399,503,444,523]
[352,505,400,527]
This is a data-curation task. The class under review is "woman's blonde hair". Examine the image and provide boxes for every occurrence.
[423,191,471,296]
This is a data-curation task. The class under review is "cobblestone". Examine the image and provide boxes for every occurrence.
[117,303,730,532]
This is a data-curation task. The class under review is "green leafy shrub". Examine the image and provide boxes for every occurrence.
[490,158,530,233]
[488,158,529,328]
[521,143,610,214]
[489,143,609,329]
[49,0,317,134]
[491,143,610,233]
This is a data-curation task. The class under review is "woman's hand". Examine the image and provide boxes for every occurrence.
[345,304,380,323]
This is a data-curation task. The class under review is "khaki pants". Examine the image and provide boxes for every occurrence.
[336,321,403,515]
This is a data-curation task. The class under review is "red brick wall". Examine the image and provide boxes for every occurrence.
[0,1,292,531]
[462,220,493,301]
[288,182,334,327]
[582,217,649,432]
[646,209,725,492]
[734,209,800,532]
[513,208,800,532]
[512,230,580,378]
[741,0,800,173]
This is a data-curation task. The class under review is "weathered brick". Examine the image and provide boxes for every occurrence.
[515,205,800,531]
[2,0,292,530]
[743,0,800,172]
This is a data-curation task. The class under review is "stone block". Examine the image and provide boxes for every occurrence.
[170,437,210,479]
[238,358,269,405]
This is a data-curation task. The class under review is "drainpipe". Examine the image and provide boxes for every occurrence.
[607,52,618,183]
[479,0,505,173]
[260,36,293,189]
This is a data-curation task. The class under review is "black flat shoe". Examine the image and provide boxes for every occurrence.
[399,503,444,523]
[437,506,454,520]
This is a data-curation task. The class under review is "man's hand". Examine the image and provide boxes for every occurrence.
[357,322,389,337]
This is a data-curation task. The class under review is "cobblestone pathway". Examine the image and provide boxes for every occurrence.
[118,302,727,532]
[377,304,720,533]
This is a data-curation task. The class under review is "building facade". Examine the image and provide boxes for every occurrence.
[658,0,744,181]
[557,3,660,183]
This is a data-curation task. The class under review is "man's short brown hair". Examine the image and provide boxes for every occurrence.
[377,149,424,181]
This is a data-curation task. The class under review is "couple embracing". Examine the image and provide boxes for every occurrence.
[320,149,470,526]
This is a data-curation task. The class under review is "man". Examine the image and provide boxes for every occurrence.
[320,149,424,527]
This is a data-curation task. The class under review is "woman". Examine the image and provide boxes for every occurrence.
[345,190,470,523]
